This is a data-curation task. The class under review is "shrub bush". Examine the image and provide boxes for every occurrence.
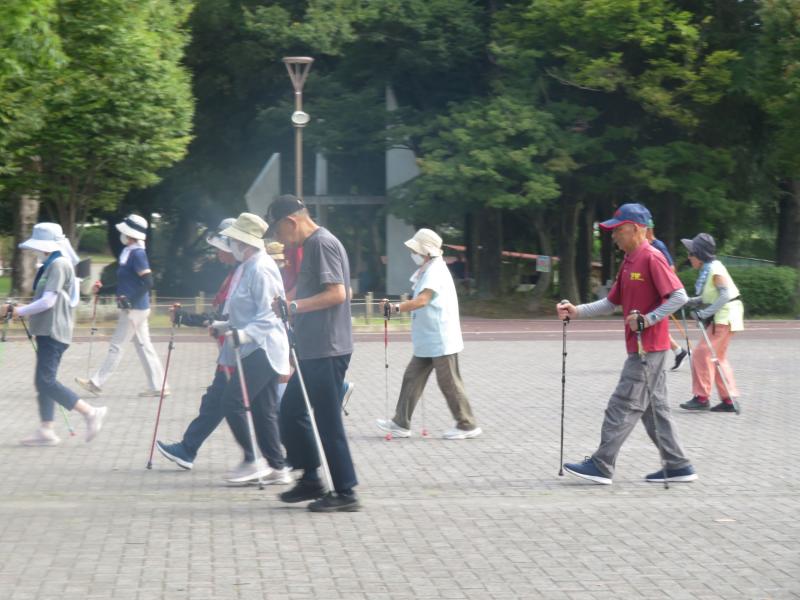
[78,227,108,254]
[678,265,798,316]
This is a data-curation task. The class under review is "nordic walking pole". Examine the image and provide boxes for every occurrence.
[146,304,181,469]
[228,326,266,489]
[277,296,335,494]
[383,300,393,441]
[1,300,13,342]
[558,299,570,476]
[693,311,741,415]
[631,310,668,489]
[19,316,76,437]
[679,308,694,377]
[86,283,100,376]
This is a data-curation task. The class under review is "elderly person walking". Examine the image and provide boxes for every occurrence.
[679,233,744,413]
[2,223,107,445]
[267,194,359,512]
[75,214,166,397]
[376,228,481,440]
[558,203,697,485]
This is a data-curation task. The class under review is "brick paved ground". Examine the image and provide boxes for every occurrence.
[0,320,798,599]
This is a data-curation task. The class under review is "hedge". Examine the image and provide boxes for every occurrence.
[678,265,798,316]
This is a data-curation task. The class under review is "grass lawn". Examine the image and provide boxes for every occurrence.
[0,276,9,297]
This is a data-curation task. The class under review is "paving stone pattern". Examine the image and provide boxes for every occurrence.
[0,326,798,599]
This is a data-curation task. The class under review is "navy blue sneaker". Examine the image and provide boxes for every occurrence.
[645,465,698,483]
[156,441,194,470]
[563,457,612,485]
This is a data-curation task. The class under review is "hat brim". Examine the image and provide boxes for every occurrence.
[404,238,442,257]
[207,234,232,253]
[220,226,264,249]
[680,238,694,253]
[599,218,643,230]
[19,239,61,253]
[116,222,147,240]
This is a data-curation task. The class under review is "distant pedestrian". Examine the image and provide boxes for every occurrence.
[558,203,697,485]
[646,219,688,370]
[679,233,743,413]
[377,228,481,440]
[4,223,107,446]
[75,214,166,397]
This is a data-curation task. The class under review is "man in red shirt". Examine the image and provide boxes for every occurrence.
[556,203,697,485]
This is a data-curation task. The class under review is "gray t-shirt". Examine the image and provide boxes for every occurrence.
[29,256,75,344]
[294,227,353,359]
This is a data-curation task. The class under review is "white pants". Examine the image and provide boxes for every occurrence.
[91,308,165,392]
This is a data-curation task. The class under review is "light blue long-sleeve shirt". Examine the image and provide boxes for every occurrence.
[217,250,290,375]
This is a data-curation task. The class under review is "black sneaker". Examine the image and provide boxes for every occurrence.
[308,493,361,513]
[278,479,326,503]
[679,396,710,411]
[710,401,736,413]
[645,465,698,483]
[670,349,688,371]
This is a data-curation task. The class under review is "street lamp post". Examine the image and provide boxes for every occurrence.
[282,56,314,200]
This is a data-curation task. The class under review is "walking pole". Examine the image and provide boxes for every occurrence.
[558,299,570,476]
[631,310,668,490]
[228,326,266,489]
[277,296,335,495]
[693,312,741,415]
[86,283,100,376]
[146,304,181,469]
[1,299,13,342]
[383,300,393,441]
[678,308,694,377]
[19,316,76,437]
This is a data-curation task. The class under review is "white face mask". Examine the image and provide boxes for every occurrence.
[34,250,48,262]
[231,241,246,262]
[411,253,425,266]
[120,234,130,246]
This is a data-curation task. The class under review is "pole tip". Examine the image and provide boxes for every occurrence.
[384,433,393,441]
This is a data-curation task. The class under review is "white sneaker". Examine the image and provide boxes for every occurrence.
[138,389,170,398]
[75,377,102,395]
[443,426,482,440]
[260,467,292,485]
[375,418,411,438]
[225,458,272,484]
[85,406,108,442]
[20,427,61,447]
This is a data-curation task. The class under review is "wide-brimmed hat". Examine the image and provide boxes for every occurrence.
[404,228,443,257]
[599,203,652,230]
[19,223,67,254]
[266,241,285,260]
[221,213,268,249]
[681,233,716,262]
[115,214,148,240]
[265,195,306,227]
[206,217,235,253]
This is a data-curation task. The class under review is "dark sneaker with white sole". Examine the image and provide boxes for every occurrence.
[308,493,361,513]
[563,457,612,485]
[645,465,698,483]
[278,479,327,503]
[710,401,736,413]
[156,440,194,470]
[670,349,688,371]
[680,396,710,411]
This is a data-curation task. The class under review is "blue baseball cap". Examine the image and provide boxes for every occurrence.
[599,203,652,230]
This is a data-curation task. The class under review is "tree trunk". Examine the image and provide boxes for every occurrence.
[776,179,800,269]
[558,196,581,302]
[526,210,553,311]
[576,198,595,302]
[662,195,678,263]
[476,206,502,298]
[599,197,616,285]
[11,191,41,297]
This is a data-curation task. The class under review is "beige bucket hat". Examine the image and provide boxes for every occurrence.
[404,228,443,257]
[220,213,268,249]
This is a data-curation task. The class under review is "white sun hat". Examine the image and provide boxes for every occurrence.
[220,212,268,249]
[404,228,443,257]
[206,217,236,253]
[20,223,80,265]
[115,214,148,240]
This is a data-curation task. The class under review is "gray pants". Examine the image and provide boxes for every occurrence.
[591,351,691,478]
[393,354,477,430]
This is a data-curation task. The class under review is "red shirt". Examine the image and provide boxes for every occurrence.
[281,245,303,294]
[607,241,683,354]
